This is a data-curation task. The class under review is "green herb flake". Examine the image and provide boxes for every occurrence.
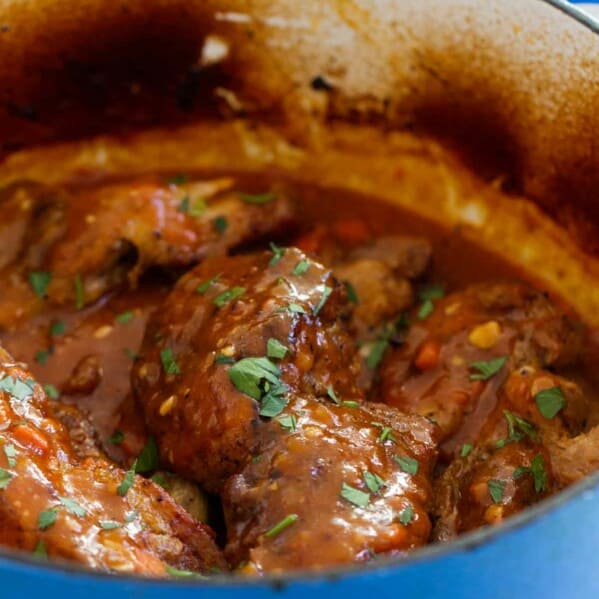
[267,338,290,360]
[167,174,188,185]
[43,384,60,400]
[327,386,340,405]
[488,479,505,504]
[393,455,419,475]
[268,242,286,267]
[340,482,370,508]
[150,472,168,488]
[292,260,310,276]
[366,338,389,370]
[313,285,333,316]
[417,299,434,320]
[38,509,58,531]
[344,281,359,304]
[363,471,386,494]
[278,414,297,432]
[418,285,445,301]
[107,431,125,445]
[513,454,547,493]
[35,348,52,365]
[59,496,86,517]
[49,320,66,336]
[135,436,159,473]
[399,504,415,525]
[460,443,473,458]
[4,444,16,468]
[160,348,181,375]
[535,386,566,420]
[259,392,287,418]
[0,468,13,490]
[125,510,138,523]
[164,565,205,579]
[229,357,281,401]
[214,216,228,235]
[342,400,360,408]
[215,353,236,366]
[0,376,35,402]
[29,271,52,298]
[197,274,221,295]
[214,286,246,308]
[278,303,307,314]
[116,311,134,325]
[33,540,47,560]
[496,410,540,448]
[378,426,397,444]
[117,462,136,497]
[265,513,299,538]
[179,196,207,217]
[469,356,508,381]
[99,520,122,530]
[239,191,276,205]
[74,274,85,310]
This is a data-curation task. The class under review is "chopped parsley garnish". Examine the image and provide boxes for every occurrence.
[344,281,359,304]
[117,462,136,497]
[496,410,540,448]
[215,354,236,365]
[33,540,48,559]
[49,320,66,336]
[213,286,245,307]
[0,468,13,489]
[59,496,86,517]
[535,386,566,419]
[228,356,288,418]
[164,565,205,579]
[366,338,389,370]
[399,504,415,525]
[0,376,35,401]
[178,196,207,217]
[239,191,276,205]
[74,274,84,310]
[116,311,134,324]
[214,216,228,235]
[313,285,333,316]
[327,386,340,405]
[135,436,159,473]
[150,472,168,488]
[99,520,122,530]
[264,514,299,538]
[292,260,310,276]
[469,356,508,381]
[107,431,125,445]
[4,444,16,468]
[278,303,307,314]
[393,455,419,475]
[43,384,60,400]
[167,174,187,185]
[513,454,548,493]
[268,242,286,267]
[197,274,221,294]
[363,471,386,494]
[278,414,297,432]
[38,509,58,530]
[266,338,290,360]
[340,482,370,508]
[417,300,434,320]
[460,443,473,458]
[378,426,396,444]
[488,479,505,503]
[29,271,52,298]
[419,285,445,301]
[35,348,52,365]
[160,348,181,375]
[342,400,360,408]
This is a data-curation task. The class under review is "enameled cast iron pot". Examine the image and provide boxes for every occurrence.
[0,1,598,597]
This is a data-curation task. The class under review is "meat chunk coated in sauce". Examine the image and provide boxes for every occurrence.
[0,348,226,575]
[132,248,438,571]
[0,179,294,327]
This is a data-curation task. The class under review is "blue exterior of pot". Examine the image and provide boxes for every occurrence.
[1,1,598,597]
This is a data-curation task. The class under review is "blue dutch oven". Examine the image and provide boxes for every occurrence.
[0,0,598,597]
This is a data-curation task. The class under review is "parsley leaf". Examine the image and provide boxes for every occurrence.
[59,496,86,517]
[313,285,332,316]
[164,565,205,579]
[4,444,16,468]
[469,356,508,381]
[229,357,281,401]
[38,509,58,530]
[107,431,125,445]
[135,437,159,473]
[43,384,60,400]
[116,311,134,324]
[488,479,505,503]
[344,281,359,304]
[496,410,540,448]
[239,191,276,204]
[366,338,389,370]
[29,271,52,298]
[264,514,299,538]
[417,300,434,320]
[35,348,52,365]
[215,354,235,365]
[460,443,473,458]
[278,414,297,432]
[214,216,228,235]
[292,260,310,276]
[278,303,307,314]
[363,471,386,494]
[197,274,221,295]
[268,242,286,267]
[99,520,122,530]
[419,285,445,301]
[535,386,566,419]
[178,196,207,217]
[393,455,419,475]
[0,468,13,489]
[258,387,287,418]
[0,376,35,401]
[117,462,136,497]
[513,454,547,493]
[160,348,181,375]
[340,482,370,508]
[32,540,47,560]
[399,504,415,525]
[167,174,187,185]
[266,338,290,360]
[49,320,66,336]
[214,287,245,307]
[327,386,340,405]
